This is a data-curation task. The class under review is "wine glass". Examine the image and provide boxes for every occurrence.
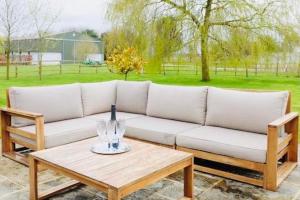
[106,120,116,151]
[96,120,107,144]
[117,119,126,143]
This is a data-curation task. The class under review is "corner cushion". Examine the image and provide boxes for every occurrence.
[81,81,117,116]
[116,80,151,114]
[146,83,208,125]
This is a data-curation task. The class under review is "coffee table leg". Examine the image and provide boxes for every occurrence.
[29,156,38,200]
[184,161,194,198]
[108,188,121,200]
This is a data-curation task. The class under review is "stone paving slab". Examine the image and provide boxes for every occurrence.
[0,147,299,199]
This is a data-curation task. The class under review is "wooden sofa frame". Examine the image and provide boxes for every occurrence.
[177,93,298,191]
[0,89,298,191]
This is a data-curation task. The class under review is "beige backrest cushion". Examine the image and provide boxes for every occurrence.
[81,81,117,116]
[116,81,151,114]
[205,87,289,134]
[146,83,208,124]
[9,84,83,127]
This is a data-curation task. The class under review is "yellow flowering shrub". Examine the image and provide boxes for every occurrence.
[107,47,144,80]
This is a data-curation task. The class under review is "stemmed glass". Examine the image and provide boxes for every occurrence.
[106,120,116,151]
[117,119,126,144]
[96,120,107,144]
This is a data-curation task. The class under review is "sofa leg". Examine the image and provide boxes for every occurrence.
[263,163,278,191]
[264,126,278,191]
[287,116,298,163]
[1,111,13,154]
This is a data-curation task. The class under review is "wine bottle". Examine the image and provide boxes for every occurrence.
[110,105,119,149]
[111,104,116,121]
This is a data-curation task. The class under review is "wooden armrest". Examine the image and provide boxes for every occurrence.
[1,107,45,150]
[268,112,299,128]
[0,107,43,119]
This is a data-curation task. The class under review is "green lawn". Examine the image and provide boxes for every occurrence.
[1,65,300,139]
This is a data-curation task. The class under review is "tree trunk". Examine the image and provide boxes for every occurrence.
[124,73,128,80]
[6,52,10,80]
[200,0,213,82]
[200,33,210,81]
[6,37,11,80]
[38,61,42,80]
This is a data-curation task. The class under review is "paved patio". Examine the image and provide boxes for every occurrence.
[0,143,299,200]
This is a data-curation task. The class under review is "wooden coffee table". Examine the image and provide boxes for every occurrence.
[29,138,194,200]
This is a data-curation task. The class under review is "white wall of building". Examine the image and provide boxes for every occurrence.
[86,54,104,63]
[30,52,62,65]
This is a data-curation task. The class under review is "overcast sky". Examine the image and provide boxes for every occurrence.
[51,0,111,34]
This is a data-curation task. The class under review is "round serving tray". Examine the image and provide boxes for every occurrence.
[91,142,131,155]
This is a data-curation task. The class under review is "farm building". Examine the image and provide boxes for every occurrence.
[10,31,104,65]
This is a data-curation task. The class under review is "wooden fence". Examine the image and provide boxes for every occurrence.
[1,62,300,79]
[162,63,300,77]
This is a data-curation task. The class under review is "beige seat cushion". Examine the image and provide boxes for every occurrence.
[9,84,83,127]
[11,112,143,149]
[146,83,208,124]
[11,118,98,149]
[125,116,200,146]
[176,126,286,163]
[116,81,151,114]
[206,87,289,134]
[81,81,117,116]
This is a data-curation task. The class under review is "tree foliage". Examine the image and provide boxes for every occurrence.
[28,0,60,80]
[83,29,99,39]
[149,16,183,73]
[0,36,4,54]
[0,0,27,80]
[76,35,99,62]
[107,47,144,80]
[107,0,300,81]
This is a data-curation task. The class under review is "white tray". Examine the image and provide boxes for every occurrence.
[91,142,131,155]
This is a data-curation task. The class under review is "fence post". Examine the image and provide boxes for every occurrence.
[78,64,81,74]
[255,64,258,76]
[214,65,217,75]
[235,66,237,76]
[59,61,62,74]
[177,58,180,75]
[15,65,18,78]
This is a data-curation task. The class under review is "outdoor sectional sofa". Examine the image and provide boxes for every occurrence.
[0,80,298,191]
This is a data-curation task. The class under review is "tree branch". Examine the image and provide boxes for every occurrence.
[159,0,202,28]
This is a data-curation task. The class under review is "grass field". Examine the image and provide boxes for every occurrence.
[1,64,300,139]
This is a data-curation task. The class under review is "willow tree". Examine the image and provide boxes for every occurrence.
[105,1,148,59]
[108,0,291,81]
[151,16,183,73]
